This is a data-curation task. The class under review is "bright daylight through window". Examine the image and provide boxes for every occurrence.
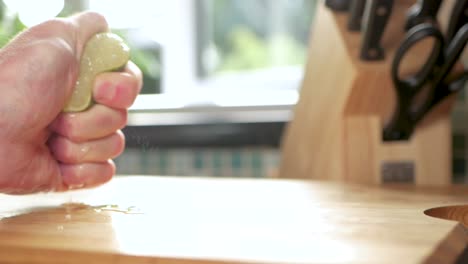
[0,0,316,110]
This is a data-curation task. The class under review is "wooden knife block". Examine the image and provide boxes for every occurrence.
[279,1,458,186]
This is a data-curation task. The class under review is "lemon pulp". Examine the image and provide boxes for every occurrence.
[63,32,130,112]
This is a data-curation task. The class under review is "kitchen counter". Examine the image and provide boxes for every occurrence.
[0,176,467,263]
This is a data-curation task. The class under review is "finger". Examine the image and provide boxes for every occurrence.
[125,61,143,93]
[66,11,109,59]
[48,131,125,164]
[50,105,127,142]
[94,62,142,109]
[60,160,115,189]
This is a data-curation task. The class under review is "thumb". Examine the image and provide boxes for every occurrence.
[0,12,109,136]
[65,11,109,60]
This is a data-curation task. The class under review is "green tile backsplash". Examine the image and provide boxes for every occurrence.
[117,85,468,182]
[115,147,281,178]
[116,129,468,182]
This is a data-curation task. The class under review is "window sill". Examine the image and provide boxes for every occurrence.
[124,95,294,147]
[128,89,298,126]
[124,66,301,147]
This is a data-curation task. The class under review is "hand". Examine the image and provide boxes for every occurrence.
[0,12,142,194]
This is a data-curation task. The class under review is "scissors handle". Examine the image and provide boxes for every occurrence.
[384,24,444,141]
[413,23,468,120]
[431,23,468,88]
[446,0,468,41]
[391,23,444,95]
[384,24,468,141]
[405,0,442,31]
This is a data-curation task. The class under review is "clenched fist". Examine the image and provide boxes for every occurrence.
[0,12,142,194]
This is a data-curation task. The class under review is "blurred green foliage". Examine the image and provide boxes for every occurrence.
[207,0,316,74]
[0,1,161,94]
[0,0,27,48]
[219,27,306,71]
[0,0,316,92]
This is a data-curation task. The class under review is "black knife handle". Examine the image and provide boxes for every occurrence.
[325,0,350,11]
[446,0,468,41]
[348,0,366,31]
[360,0,394,61]
[405,0,442,31]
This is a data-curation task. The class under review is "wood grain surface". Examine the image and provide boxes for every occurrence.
[0,176,467,263]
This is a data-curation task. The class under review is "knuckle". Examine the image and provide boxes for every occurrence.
[75,11,109,31]
[127,76,140,99]
[118,110,128,128]
[113,131,126,157]
[63,117,84,142]
[87,11,108,26]
[61,141,78,163]
[50,136,76,163]
[107,160,116,176]
[99,109,127,129]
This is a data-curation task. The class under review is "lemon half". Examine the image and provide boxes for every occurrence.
[63,32,130,112]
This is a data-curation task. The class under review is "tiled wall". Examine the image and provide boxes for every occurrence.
[117,87,468,182]
[115,147,281,178]
[116,117,468,183]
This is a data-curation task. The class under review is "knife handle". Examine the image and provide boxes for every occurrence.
[446,0,468,41]
[404,0,442,31]
[360,0,394,61]
[325,0,351,11]
[347,0,366,31]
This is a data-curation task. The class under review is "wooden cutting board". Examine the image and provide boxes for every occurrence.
[0,176,467,264]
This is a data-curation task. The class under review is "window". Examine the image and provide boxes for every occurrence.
[197,0,315,77]
[0,0,317,124]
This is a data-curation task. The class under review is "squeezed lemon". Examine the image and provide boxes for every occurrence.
[63,32,130,112]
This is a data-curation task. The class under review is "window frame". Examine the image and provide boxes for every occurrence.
[127,0,306,128]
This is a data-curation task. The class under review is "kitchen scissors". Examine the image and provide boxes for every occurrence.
[383,23,468,141]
